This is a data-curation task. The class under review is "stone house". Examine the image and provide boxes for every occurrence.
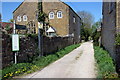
[13,0,38,34]
[13,0,81,43]
[102,1,120,73]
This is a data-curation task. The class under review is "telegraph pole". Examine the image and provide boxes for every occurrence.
[12,20,19,64]
[37,1,43,56]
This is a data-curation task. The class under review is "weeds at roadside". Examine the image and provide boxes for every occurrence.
[2,43,80,80]
[94,46,118,78]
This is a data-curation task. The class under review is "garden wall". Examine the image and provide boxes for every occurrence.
[115,45,120,75]
[43,36,73,55]
[2,34,38,68]
[2,34,74,68]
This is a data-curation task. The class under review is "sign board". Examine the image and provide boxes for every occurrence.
[12,34,19,51]
[15,24,26,30]
[38,22,43,29]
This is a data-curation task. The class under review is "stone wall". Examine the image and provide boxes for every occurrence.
[116,45,120,54]
[43,36,73,55]
[2,34,74,68]
[116,1,120,33]
[2,34,13,68]
[115,45,120,74]
[102,2,120,74]
[69,8,81,43]
[101,2,116,59]
[2,34,38,68]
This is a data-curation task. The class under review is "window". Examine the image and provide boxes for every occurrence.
[57,11,62,18]
[49,12,54,19]
[17,16,21,22]
[73,17,76,23]
[23,15,27,21]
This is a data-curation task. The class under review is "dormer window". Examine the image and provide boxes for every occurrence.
[49,12,54,19]
[57,11,62,18]
[17,16,21,22]
[23,15,27,21]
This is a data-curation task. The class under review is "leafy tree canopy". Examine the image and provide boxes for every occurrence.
[77,11,94,28]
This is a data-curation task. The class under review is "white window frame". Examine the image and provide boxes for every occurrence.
[23,15,27,21]
[17,16,21,22]
[57,11,62,18]
[49,12,54,19]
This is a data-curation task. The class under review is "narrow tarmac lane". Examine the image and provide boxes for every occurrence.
[22,42,97,78]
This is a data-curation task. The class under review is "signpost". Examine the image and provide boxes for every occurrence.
[38,22,43,29]
[12,34,19,64]
[12,20,19,64]
[12,34,19,51]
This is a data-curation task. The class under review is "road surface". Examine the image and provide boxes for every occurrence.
[21,42,97,78]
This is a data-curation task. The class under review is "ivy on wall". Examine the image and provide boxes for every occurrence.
[38,2,48,22]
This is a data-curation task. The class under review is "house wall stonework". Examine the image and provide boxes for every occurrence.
[102,1,120,74]
[42,1,81,43]
[13,1,38,34]
[101,2,116,59]
[69,8,81,43]
[42,1,69,36]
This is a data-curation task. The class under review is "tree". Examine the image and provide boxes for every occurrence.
[80,18,102,42]
[9,19,14,23]
[91,19,102,45]
[81,23,92,41]
[38,12,48,22]
[92,19,102,29]
[77,11,94,28]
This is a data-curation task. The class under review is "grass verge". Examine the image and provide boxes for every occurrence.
[94,46,118,78]
[2,43,80,80]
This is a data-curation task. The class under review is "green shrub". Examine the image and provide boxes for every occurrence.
[115,34,120,45]
[94,46,118,78]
